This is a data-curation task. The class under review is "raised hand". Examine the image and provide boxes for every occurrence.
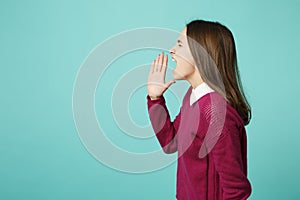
[147,52,175,100]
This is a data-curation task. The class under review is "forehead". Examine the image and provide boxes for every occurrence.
[181,27,187,35]
[177,27,187,41]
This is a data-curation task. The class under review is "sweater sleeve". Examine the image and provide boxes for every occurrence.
[203,102,252,200]
[146,94,181,154]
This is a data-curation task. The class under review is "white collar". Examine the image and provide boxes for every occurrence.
[190,82,215,106]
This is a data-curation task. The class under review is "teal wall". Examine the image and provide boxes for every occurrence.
[1,0,299,199]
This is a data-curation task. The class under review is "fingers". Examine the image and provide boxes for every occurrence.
[162,53,168,74]
[153,52,167,72]
[165,79,176,88]
[148,60,154,82]
[158,52,163,72]
[154,53,161,72]
[149,52,162,74]
[150,60,155,73]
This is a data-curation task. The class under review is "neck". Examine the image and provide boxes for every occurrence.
[187,70,204,89]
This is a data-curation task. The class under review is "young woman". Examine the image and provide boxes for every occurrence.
[146,20,252,200]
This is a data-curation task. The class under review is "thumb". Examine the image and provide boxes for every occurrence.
[165,79,176,89]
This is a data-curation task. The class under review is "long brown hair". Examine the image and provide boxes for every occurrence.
[186,20,251,126]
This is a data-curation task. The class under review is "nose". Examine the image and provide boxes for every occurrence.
[169,47,175,55]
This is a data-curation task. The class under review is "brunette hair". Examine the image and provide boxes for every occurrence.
[186,19,251,125]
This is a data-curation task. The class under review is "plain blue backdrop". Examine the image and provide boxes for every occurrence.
[1,0,300,199]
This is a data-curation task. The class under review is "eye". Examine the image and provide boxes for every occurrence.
[177,39,183,47]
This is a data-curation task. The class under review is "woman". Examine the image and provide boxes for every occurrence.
[146,20,252,200]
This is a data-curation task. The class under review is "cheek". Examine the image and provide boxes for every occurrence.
[174,62,195,78]
[178,60,194,72]
[177,47,195,66]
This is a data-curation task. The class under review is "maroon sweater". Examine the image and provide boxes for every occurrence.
[147,86,252,200]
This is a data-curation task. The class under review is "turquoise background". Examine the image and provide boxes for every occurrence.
[1,0,299,199]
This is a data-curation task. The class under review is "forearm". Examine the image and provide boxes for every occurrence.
[147,95,179,154]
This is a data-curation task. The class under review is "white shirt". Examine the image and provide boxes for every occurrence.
[190,82,215,106]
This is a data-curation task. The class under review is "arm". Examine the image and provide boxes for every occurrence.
[147,94,181,154]
[204,104,252,200]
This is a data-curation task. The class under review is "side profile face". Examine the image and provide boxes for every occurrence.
[169,27,197,80]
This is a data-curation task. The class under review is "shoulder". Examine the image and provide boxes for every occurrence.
[198,91,244,129]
